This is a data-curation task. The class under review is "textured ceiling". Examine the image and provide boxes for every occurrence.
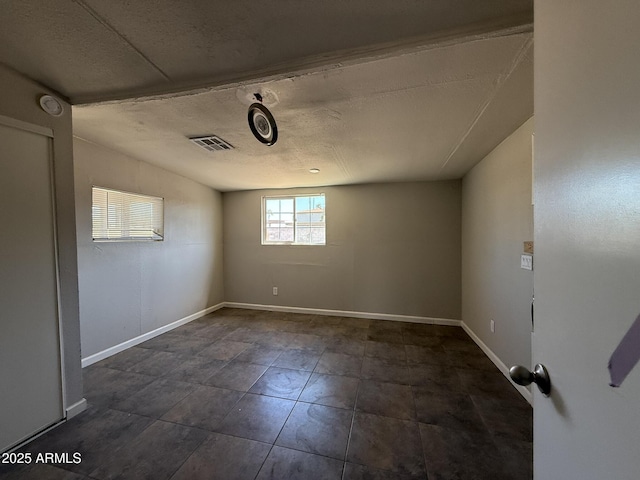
[0,1,533,191]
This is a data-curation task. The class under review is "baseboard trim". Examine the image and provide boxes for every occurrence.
[461,321,533,405]
[66,398,87,419]
[223,302,461,327]
[81,302,225,367]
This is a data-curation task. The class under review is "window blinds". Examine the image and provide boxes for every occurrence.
[92,187,164,241]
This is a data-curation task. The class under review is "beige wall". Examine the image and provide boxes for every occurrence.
[74,138,224,358]
[223,181,461,320]
[0,65,83,409]
[461,117,533,371]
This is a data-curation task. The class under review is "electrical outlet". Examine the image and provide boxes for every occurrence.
[272,286,278,296]
[490,319,495,333]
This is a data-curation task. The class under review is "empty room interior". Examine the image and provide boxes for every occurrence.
[0,1,545,479]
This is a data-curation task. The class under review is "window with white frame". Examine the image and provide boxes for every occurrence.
[262,194,325,245]
[92,187,164,241]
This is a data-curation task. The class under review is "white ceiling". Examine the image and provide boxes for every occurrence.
[0,1,533,191]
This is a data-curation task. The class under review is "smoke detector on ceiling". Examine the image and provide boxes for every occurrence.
[39,94,64,117]
[188,135,234,152]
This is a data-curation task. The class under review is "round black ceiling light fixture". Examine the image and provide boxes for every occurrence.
[248,100,278,146]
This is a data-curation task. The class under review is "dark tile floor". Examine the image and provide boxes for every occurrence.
[1,308,532,480]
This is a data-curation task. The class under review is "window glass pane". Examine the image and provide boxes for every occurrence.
[262,194,325,245]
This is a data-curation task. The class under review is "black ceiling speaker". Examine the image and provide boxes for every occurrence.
[248,101,278,146]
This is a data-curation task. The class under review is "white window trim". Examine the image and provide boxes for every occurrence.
[261,193,326,245]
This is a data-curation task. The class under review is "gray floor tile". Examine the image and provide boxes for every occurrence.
[112,378,198,418]
[204,361,268,391]
[356,380,416,420]
[493,437,533,480]
[82,366,155,408]
[193,323,237,340]
[315,352,362,376]
[361,357,412,385]
[401,334,444,348]
[95,347,155,371]
[347,412,426,477]
[457,368,521,399]
[126,350,188,377]
[197,340,253,361]
[365,341,407,362]
[170,321,213,337]
[19,309,531,480]
[169,432,271,480]
[275,402,352,459]
[161,385,243,431]
[367,330,404,344]
[405,345,450,366]
[285,333,327,351]
[343,462,425,480]
[324,338,366,356]
[234,344,283,365]
[298,373,360,409]
[255,446,343,480]
[89,420,207,480]
[440,335,483,353]
[138,333,213,355]
[248,367,312,400]
[409,364,465,391]
[216,393,295,443]
[0,463,87,480]
[445,349,499,371]
[472,394,533,441]
[419,423,507,480]
[413,387,486,432]
[272,349,321,371]
[22,408,153,475]
[163,356,227,384]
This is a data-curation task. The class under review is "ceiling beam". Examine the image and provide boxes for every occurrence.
[73,13,533,106]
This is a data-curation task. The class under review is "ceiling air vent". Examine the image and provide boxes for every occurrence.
[189,135,234,152]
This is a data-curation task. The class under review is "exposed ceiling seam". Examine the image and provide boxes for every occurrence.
[438,35,533,173]
[332,145,352,179]
[73,0,171,83]
[72,18,533,106]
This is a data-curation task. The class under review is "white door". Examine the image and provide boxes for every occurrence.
[0,120,64,452]
[533,2,640,479]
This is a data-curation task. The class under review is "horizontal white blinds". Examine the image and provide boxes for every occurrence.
[92,187,164,241]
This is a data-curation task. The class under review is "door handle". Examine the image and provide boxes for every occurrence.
[509,363,551,396]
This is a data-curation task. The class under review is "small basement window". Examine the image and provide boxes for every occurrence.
[262,194,325,245]
[92,186,164,241]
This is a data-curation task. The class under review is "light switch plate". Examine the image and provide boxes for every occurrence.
[521,254,533,270]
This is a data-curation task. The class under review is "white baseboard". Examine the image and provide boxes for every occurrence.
[224,302,461,327]
[66,398,87,419]
[461,321,533,405]
[81,302,225,367]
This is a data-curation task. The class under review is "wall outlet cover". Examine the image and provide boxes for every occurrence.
[521,254,533,270]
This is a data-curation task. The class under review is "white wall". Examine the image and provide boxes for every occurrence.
[74,138,224,358]
[0,65,83,409]
[223,181,461,320]
[462,117,533,373]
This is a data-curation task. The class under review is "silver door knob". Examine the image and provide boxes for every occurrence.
[509,363,551,396]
